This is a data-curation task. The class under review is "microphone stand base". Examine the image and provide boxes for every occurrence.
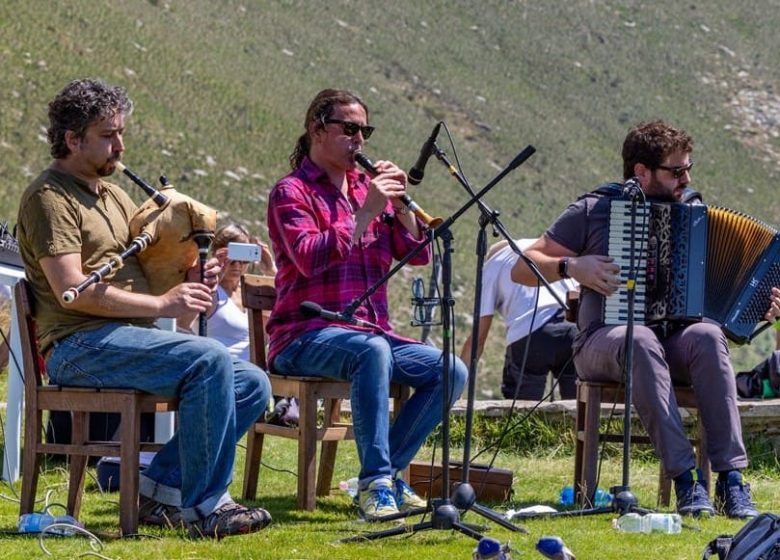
[337,498,485,544]
[451,482,527,533]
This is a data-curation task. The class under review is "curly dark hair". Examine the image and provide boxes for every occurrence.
[288,89,368,170]
[47,78,133,159]
[621,120,693,179]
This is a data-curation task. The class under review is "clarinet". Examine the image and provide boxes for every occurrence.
[354,152,443,229]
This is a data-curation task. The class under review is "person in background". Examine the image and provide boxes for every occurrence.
[0,284,10,371]
[206,223,276,361]
[736,322,780,399]
[512,120,780,519]
[460,238,578,401]
[16,78,272,539]
[266,88,467,519]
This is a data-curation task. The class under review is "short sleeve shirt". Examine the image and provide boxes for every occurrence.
[545,194,613,345]
[17,168,154,351]
[480,239,577,345]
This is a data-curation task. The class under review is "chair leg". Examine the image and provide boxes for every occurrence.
[658,465,672,508]
[392,386,411,482]
[242,422,265,501]
[297,386,318,511]
[119,398,141,536]
[67,412,89,519]
[573,385,585,504]
[578,385,602,507]
[20,409,43,515]
[317,398,341,497]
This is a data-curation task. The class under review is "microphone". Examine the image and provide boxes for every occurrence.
[300,301,378,329]
[622,176,642,199]
[354,152,443,228]
[408,122,442,186]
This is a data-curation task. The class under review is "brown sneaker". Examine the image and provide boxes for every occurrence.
[187,502,272,539]
[138,495,184,529]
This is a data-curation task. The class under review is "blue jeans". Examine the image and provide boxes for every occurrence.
[46,323,270,522]
[272,327,467,487]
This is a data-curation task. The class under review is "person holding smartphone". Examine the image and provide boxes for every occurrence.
[204,223,276,361]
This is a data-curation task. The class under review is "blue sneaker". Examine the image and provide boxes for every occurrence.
[393,478,427,512]
[715,471,759,519]
[675,468,715,517]
[358,478,399,519]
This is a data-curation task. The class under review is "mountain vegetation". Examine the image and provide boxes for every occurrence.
[2,0,779,395]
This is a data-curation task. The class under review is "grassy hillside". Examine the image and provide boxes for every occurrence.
[2,0,779,394]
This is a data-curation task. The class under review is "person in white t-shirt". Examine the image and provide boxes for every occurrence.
[461,238,578,400]
[206,223,276,361]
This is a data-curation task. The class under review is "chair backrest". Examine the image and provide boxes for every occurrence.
[13,278,46,392]
[241,274,276,370]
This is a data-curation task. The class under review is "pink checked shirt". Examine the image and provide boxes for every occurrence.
[266,157,431,367]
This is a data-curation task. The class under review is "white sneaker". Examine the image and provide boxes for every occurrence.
[358,478,399,519]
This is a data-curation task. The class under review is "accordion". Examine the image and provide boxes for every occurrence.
[604,199,780,343]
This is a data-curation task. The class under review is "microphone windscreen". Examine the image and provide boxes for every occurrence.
[300,301,322,317]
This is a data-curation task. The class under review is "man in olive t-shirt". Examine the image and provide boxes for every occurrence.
[16,78,271,539]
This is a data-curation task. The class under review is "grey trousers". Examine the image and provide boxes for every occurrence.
[573,322,747,479]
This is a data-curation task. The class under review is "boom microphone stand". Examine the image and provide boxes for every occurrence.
[430,147,568,532]
[606,183,651,515]
[338,146,536,543]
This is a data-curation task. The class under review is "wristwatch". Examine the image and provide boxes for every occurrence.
[558,257,570,279]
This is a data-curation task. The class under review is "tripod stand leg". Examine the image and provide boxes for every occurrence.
[338,521,433,543]
[451,481,527,533]
[469,502,528,533]
[451,521,486,541]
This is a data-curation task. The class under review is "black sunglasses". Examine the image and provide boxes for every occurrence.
[656,161,694,179]
[323,118,375,139]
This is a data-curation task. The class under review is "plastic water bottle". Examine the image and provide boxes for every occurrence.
[644,513,682,534]
[559,486,612,507]
[339,477,359,498]
[18,512,55,533]
[18,513,82,535]
[614,512,682,534]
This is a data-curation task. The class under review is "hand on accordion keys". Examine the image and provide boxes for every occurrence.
[567,255,621,297]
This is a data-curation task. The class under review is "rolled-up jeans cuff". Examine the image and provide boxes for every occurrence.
[182,492,233,523]
[139,473,182,506]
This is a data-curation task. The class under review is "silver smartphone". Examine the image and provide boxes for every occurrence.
[227,242,260,262]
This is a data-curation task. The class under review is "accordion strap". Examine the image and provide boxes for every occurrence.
[584,181,703,204]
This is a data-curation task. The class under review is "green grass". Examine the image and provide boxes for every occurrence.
[2,1,780,395]
[1,434,779,560]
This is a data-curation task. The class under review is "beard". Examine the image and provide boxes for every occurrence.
[645,173,683,202]
[96,153,121,177]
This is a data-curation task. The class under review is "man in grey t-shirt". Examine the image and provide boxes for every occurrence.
[512,120,780,519]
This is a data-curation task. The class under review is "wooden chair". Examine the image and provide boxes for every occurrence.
[573,379,710,508]
[240,274,410,510]
[16,279,178,535]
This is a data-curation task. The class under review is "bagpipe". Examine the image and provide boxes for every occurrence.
[62,163,217,320]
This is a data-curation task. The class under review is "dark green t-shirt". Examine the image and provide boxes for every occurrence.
[17,168,154,352]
